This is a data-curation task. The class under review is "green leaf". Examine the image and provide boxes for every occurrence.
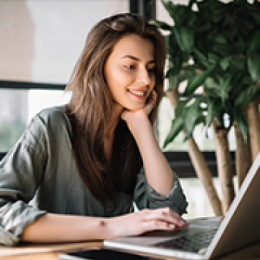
[172,56,183,75]
[178,66,196,83]
[234,108,248,143]
[214,33,227,44]
[167,2,190,26]
[208,52,220,64]
[183,98,204,138]
[251,81,260,100]
[206,98,223,126]
[220,55,233,71]
[197,0,216,11]
[175,99,190,117]
[161,0,188,26]
[248,54,260,82]
[165,68,170,79]
[167,33,179,57]
[183,64,216,96]
[231,54,247,71]
[173,26,194,53]
[160,0,174,21]
[212,43,231,57]
[166,57,183,90]
[234,81,260,108]
[193,47,207,61]
[235,87,253,107]
[250,10,260,26]
[152,19,172,31]
[229,71,244,94]
[241,75,253,85]
[220,73,235,103]
[166,61,181,79]
[168,74,178,91]
[163,116,183,148]
[247,31,260,53]
[204,77,221,98]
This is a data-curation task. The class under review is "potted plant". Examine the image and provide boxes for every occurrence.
[155,0,260,214]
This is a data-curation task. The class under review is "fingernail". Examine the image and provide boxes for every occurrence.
[169,224,175,228]
[180,220,188,225]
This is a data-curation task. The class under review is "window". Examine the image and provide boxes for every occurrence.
[0,0,129,153]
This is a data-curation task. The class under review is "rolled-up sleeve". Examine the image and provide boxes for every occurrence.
[133,168,188,215]
[0,116,48,246]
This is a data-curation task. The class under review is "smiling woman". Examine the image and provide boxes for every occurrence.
[0,13,188,246]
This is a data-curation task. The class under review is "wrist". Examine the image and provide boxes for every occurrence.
[98,217,120,240]
[127,114,153,138]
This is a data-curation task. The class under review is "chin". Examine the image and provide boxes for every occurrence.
[127,104,145,111]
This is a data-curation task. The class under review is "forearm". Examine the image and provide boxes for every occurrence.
[131,117,174,196]
[21,213,113,243]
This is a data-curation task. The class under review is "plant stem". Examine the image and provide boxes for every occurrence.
[212,119,235,215]
[234,120,251,187]
[246,99,260,162]
[166,90,222,216]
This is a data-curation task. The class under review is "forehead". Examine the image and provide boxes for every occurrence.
[110,34,155,61]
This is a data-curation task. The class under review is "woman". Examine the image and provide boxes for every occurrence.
[0,13,188,246]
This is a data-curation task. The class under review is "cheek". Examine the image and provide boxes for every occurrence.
[107,68,134,90]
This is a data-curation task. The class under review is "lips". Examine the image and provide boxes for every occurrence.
[128,89,146,97]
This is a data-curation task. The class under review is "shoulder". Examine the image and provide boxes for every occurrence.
[36,106,70,129]
[24,106,72,143]
[37,106,69,124]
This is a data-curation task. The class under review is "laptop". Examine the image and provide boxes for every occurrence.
[104,152,260,260]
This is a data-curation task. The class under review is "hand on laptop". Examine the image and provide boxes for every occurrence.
[105,207,189,238]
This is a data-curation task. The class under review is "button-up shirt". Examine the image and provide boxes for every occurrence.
[0,106,188,246]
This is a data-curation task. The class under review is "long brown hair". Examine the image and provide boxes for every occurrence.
[65,13,166,203]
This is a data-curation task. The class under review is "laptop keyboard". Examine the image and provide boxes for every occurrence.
[153,228,218,253]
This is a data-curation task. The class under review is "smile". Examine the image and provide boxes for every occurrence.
[128,89,146,97]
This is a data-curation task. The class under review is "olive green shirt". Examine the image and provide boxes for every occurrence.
[0,107,188,246]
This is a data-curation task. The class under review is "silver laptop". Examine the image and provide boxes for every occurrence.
[104,152,260,259]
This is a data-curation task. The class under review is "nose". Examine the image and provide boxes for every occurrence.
[137,67,152,86]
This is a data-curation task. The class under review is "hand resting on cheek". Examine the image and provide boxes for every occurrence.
[121,89,157,131]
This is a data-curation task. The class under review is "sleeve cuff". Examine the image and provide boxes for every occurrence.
[145,172,188,215]
[0,201,47,246]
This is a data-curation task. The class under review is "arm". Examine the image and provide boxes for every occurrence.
[21,213,107,243]
[133,168,188,215]
[22,207,187,243]
[121,90,175,196]
[0,116,49,246]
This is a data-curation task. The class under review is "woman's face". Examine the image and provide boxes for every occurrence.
[104,34,156,113]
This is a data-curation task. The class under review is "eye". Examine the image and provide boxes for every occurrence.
[125,64,135,70]
[147,66,156,73]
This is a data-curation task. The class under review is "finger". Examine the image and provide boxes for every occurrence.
[161,207,189,227]
[147,89,157,106]
[143,208,188,227]
[144,102,154,116]
[142,219,178,233]
[144,90,157,115]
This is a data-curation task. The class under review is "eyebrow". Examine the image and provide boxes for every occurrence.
[120,55,156,64]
